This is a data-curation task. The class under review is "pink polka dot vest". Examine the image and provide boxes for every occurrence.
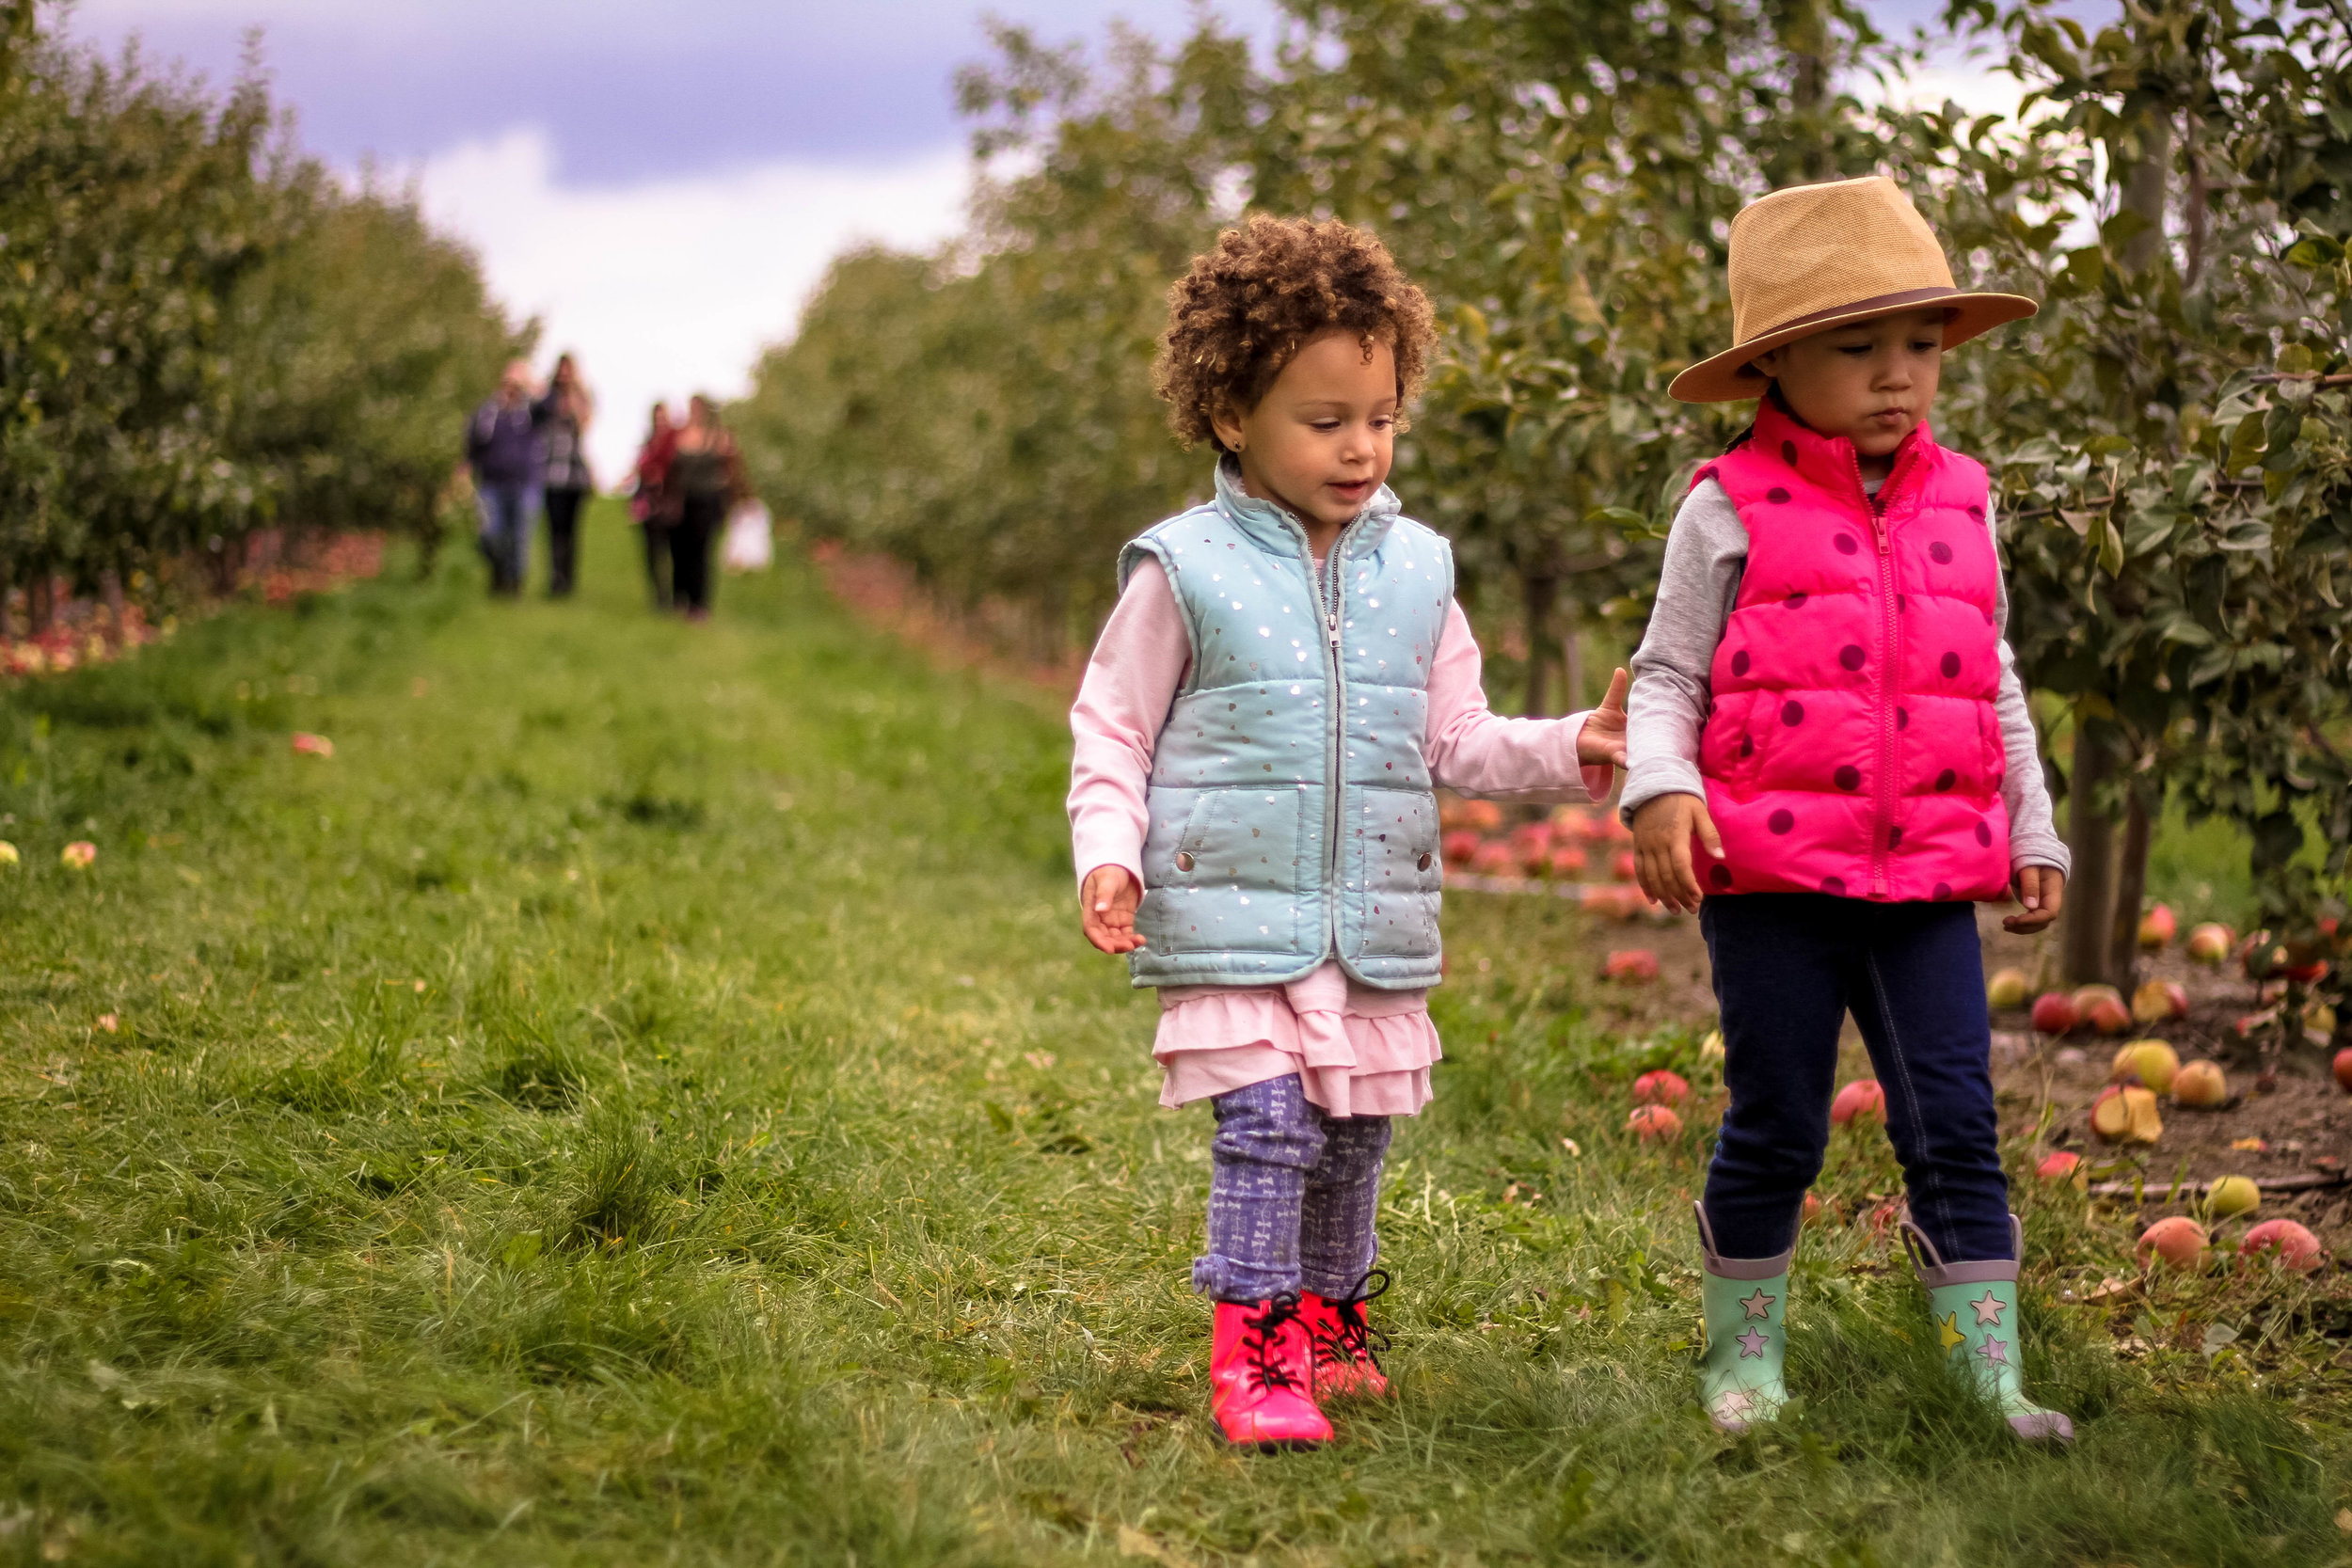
[1692,401,2010,902]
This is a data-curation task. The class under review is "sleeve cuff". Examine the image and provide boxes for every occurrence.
[1619,759,1708,826]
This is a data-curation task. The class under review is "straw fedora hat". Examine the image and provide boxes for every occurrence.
[1668,176,2038,404]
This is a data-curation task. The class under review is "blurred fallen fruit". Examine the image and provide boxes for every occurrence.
[2030,991,2079,1034]
[2035,1149,2081,1183]
[2072,983,2123,1015]
[2137,1215,2208,1271]
[2131,979,2189,1024]
[2204,1175,2260,1218]
[2083,995,2133,1036]
[2170,1059,2228,1108]
[1631,1069,1690,1107]
[2186,923,2233,963]
[1986,967,2030,1009]
[2335,1048,2352,1094]
[1611,849,1638,883]
[1830,1078,1885,1127]
[96,1013,118,1034]
[1470,840,1517,876]
[1547,844,1588,878]
[59,841,95,870]
[0,841,17,866]
[2109,1039,2180,1095]
[2090,1084,2162,1144]
[1802,1193,1823,1224]
[1441,829,1482,866]
[1602,949,1659,983]
[1627,1104,1681,1141]
[1462,800,1503,833]
[2240,1218,2324,1272]
[2137,903,2176,949]
[291,732,334,757]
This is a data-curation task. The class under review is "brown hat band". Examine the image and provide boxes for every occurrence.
[1740,286,1962,349]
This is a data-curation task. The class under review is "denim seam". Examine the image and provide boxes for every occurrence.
[1863,943,1960,1253]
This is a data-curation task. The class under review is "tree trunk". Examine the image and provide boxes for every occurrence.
[1561,597,1585,715]
[2063,723,2120,985]
[1521,568,1559,717]
[27,570,52,637]
[2122,109,2172,276]
[100,568,126,649]
[2106,785,2153,990]
[0,560,13,642]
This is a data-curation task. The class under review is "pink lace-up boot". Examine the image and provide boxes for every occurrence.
[1209,1295,1332,1448]
[1301,1269,1392,1399]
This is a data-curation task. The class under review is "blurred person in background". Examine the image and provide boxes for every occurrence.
[534,352,596,598]
[668,394,743,622]
[464,359,543,596]
[628,401,678,610]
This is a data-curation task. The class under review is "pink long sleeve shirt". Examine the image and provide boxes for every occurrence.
[1071,556,1613,1117]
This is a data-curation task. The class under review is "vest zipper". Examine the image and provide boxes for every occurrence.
[1313,536,1347,964]
[1853,437,1920,899]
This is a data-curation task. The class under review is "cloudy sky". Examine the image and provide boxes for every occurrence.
[61,0,2017,480]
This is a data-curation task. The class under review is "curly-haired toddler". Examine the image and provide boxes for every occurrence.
[1068,214,1627,1448]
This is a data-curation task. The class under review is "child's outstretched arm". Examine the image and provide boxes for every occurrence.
[1624,481,1749,912]
[1422,601,1624,801]
[1069,558,1189,956]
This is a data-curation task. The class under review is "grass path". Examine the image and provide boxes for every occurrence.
[0,503,2344,1566]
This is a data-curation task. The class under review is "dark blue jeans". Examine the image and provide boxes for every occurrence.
[1700,894,2012,1264]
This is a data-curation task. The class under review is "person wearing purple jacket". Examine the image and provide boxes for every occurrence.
[466,360,543,597]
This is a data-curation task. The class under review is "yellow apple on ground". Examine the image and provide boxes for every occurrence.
[1986,967,2031,1009]
[2186,923,2233,963]
[2137,1215,2208,1270]
[2138,903,2177,949]
[59,841,95,870]
[0,842,19,866]
[2109,1039,2181,1095]
[2131,979,2188,1023]
[2204,1176,2260,1218]
[2090,1084,2163,1144]
[2170,1059,2228,1107]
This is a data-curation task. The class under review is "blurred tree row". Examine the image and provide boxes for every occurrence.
[739,0,2352,996]
[0,2,526,628]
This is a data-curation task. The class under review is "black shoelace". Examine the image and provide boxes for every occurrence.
[1242,1292,1309,1394]
[1316,1268,1392,1372]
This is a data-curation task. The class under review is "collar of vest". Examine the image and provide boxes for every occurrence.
[1211,455,1402,560]
[1724,400,1945,515]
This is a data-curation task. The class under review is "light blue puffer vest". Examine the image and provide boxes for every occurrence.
[1120,459,1454,990]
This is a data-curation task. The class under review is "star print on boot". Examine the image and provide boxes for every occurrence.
[1899,1216,2074,1444]
[1693,1203,1792,1434]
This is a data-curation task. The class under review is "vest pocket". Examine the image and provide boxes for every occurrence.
[1136,785,1307,955]
[1347,786,1442,959]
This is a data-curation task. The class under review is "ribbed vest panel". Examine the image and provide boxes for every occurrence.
[1120,462,1454,989]
[1693,404,2010,902]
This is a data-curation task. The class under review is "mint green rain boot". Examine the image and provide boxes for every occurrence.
[1899,1215,2074,1444]
[1694,1203,1792,1434]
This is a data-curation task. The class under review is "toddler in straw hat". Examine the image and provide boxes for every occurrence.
[1625,177,2074,1441]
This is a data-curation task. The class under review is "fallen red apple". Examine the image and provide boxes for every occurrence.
[1603,949,1660,982]
[1547,844,1588,878]
[2030,991,2079,1034]
[2131,979,2189,1024]
[2334,1048,2352,1093]
[1986,967,2031,1010]
[1611,849,1639,883]
[58,841,95,870]
[2240,1218,2325,1273]
[1830,1078,1885,1127]
[2137,1215,2209,1271]
[2137,903,2177,950]
[1802,1193,1823,1224]
[2283,958,2330,986]
[1462,800,1503,833]
[1470,841,1518,876]
[2186,923,2233,964]
[2109,1039,2180,1095]
[2035,1149,2081,1183]
[1631,1069,1690,1107]
[291,731,335,758]
[1441,829,1482,866]
[1510,822,1553,872]
[2170,1058,2228,1108]
[1627,1104,1681,1141]
[2086,997,2133,1036]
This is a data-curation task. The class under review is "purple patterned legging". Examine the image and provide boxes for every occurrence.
[1195,1073,1392,1304]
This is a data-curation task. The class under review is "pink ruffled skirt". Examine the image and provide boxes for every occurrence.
[1154,961,1441,1119]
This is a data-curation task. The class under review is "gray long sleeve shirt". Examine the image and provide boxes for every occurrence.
[1622,478,2071,878]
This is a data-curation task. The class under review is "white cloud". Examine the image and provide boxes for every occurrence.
[406,128,972,482]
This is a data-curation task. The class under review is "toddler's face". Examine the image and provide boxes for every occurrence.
[1213,330,1397,533]
[1752,307,1947,464]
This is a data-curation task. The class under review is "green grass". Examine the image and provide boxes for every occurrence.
[0,499,2347,1566]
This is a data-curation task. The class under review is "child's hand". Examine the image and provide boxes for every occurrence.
[2002,865,2065,934]
[1632,792,1723,914]
[1079,864,1146,955]
[1577,667,1630,768]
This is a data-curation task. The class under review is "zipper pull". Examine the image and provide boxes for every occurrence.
[1327,610,1340,649]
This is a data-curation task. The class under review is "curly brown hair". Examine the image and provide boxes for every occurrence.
[1152,214,1437,451]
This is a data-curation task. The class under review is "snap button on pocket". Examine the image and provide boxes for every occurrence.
[1175,852,1196,872]
[1417,852,1433,870]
